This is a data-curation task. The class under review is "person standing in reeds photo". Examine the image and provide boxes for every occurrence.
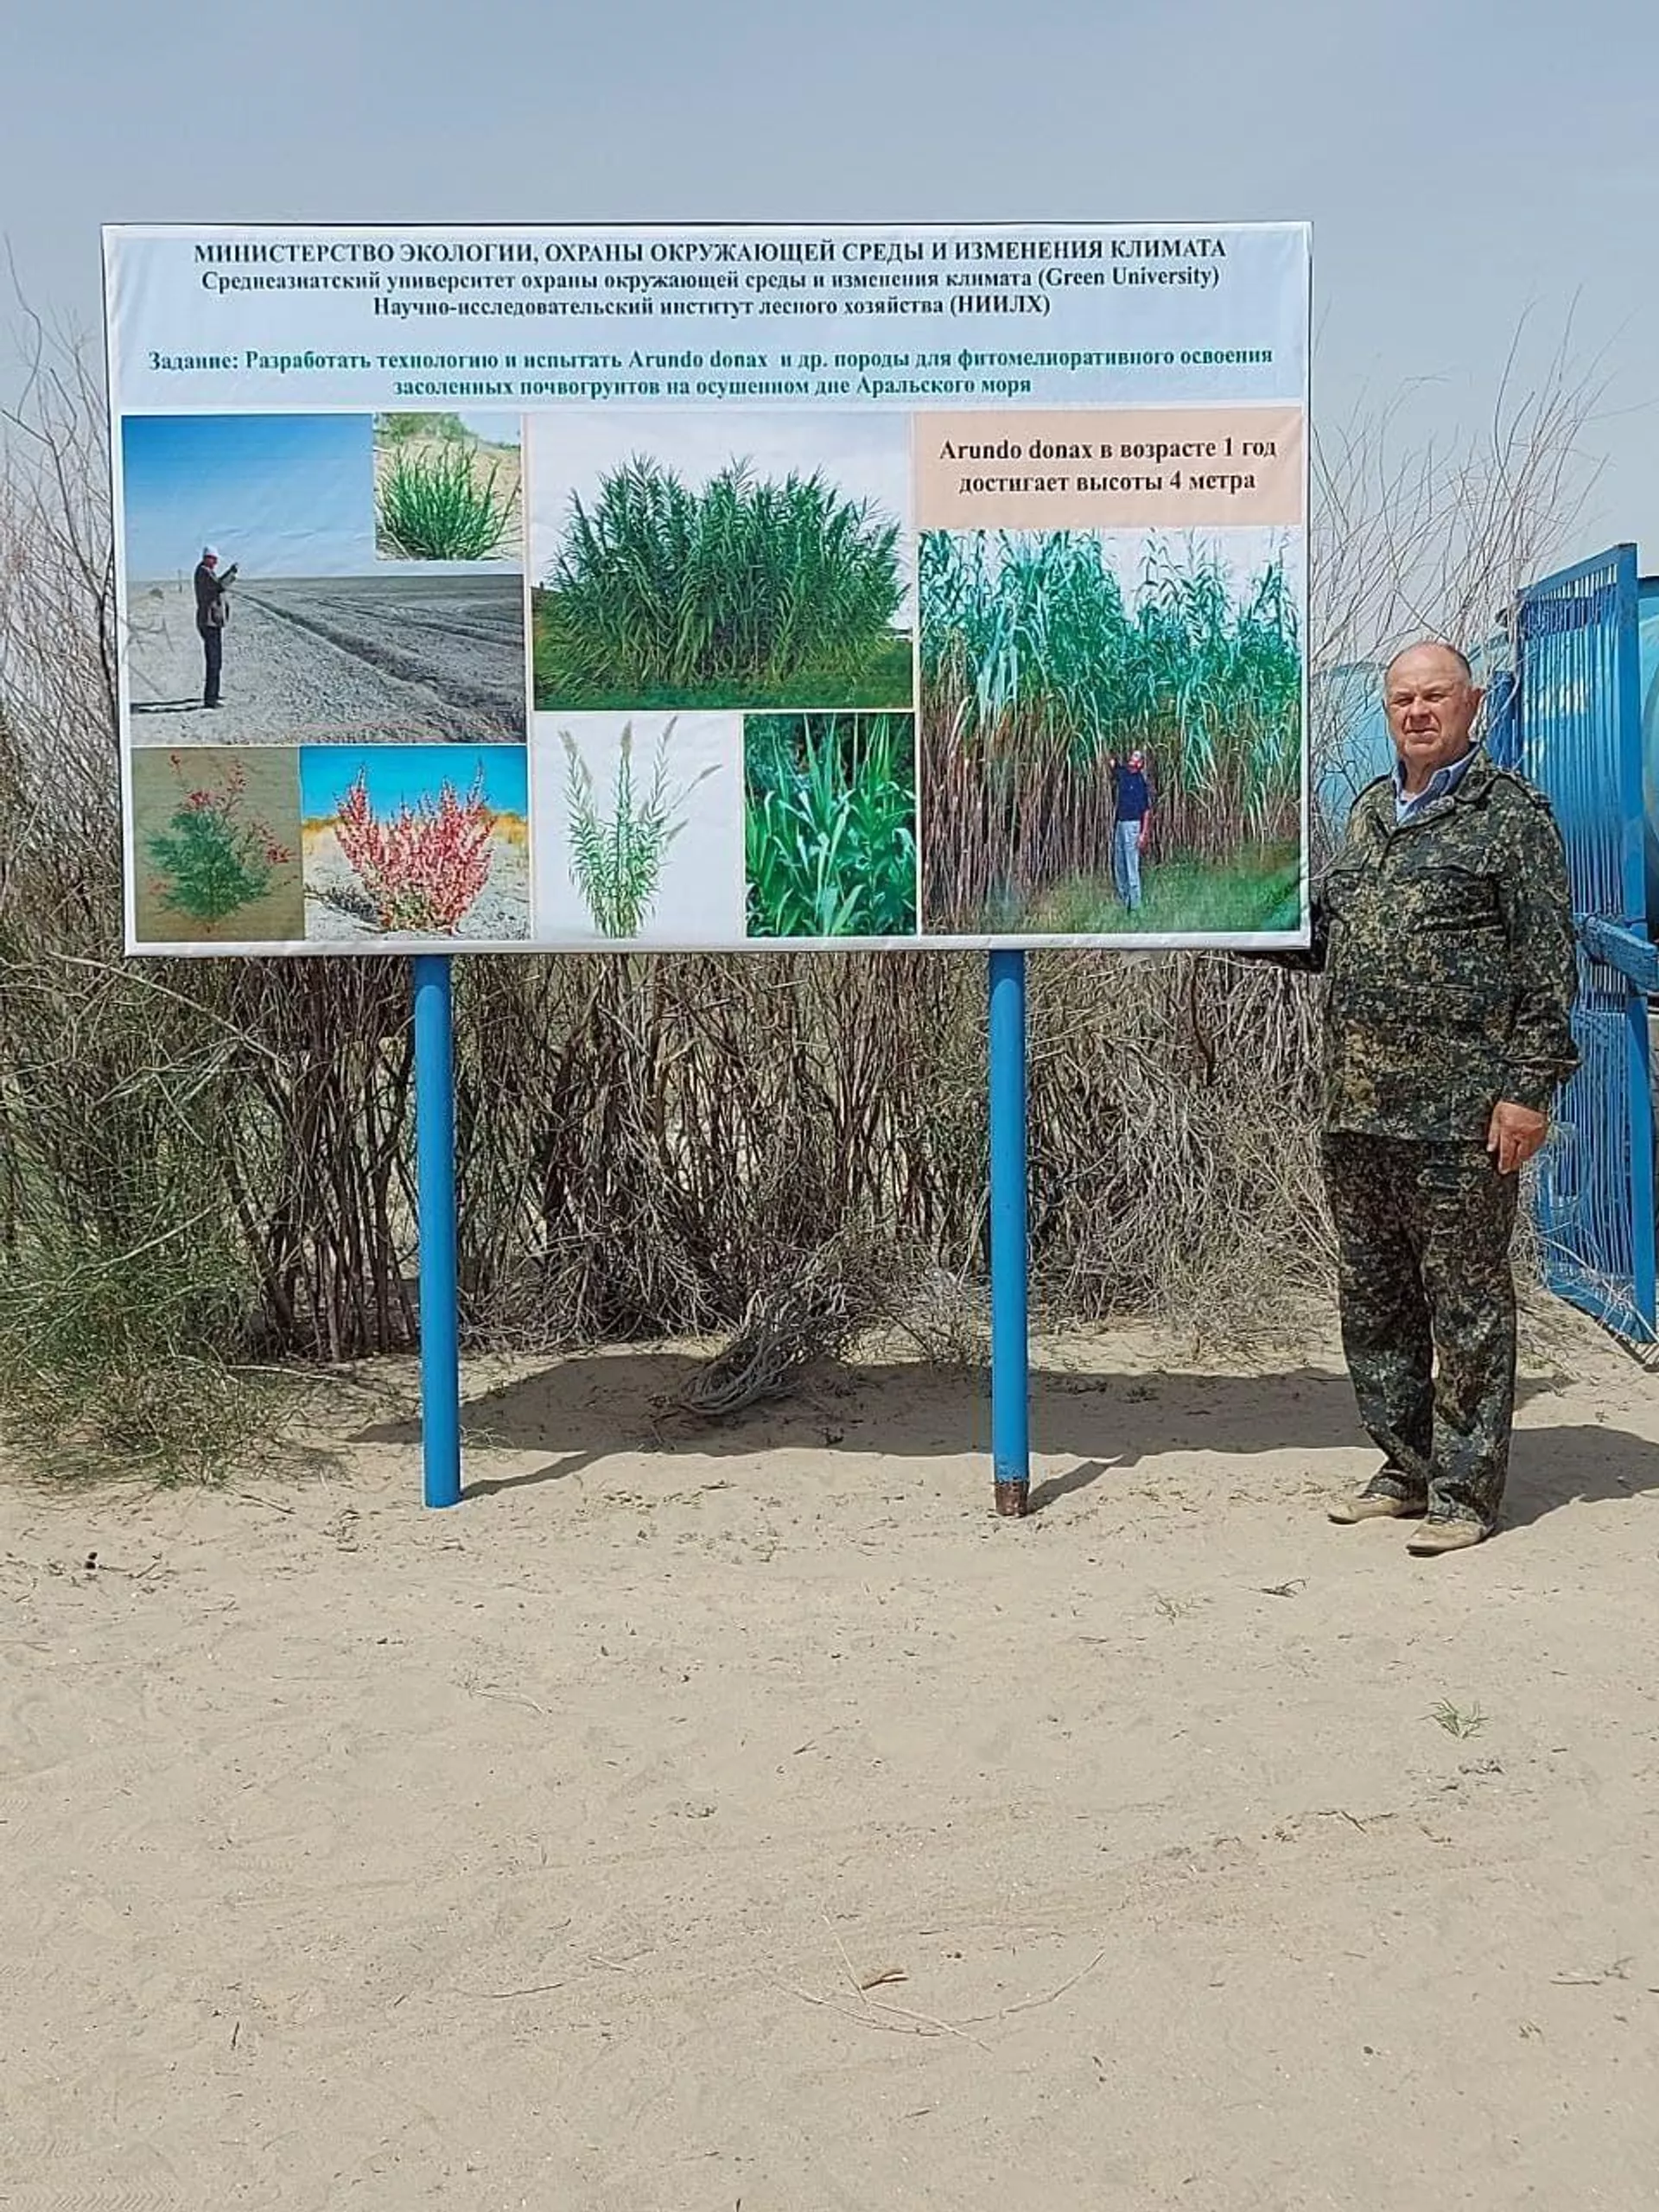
[192,544,238,709]
[1108,747,1154,911]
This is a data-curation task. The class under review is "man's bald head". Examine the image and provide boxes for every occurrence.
[1383,640,1474,690]
[1383,641,1484,798]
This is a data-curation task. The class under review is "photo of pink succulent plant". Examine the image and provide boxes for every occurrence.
[298,745,530,943]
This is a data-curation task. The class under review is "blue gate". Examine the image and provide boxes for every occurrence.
[1508,546,1658,1341]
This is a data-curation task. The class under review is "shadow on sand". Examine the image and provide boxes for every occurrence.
[350,1353,1654,1535]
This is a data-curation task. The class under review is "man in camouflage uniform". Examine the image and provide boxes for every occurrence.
[1294,642,1579,1554]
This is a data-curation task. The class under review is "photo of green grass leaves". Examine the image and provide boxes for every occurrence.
[744,714,917,938]
[529,413,914,714]
[918,529,1304,937]
[373,413,522,563]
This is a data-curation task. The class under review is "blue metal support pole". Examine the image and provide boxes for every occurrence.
[988,948,1030,1515]
[413,954,462,1508]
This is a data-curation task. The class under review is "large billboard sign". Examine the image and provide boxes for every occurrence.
[104,222,1311,957]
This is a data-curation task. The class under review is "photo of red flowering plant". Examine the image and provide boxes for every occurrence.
[130,748,304,944]
[299,746,530,943]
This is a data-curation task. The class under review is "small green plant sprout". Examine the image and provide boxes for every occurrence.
[561,719,718,938]
[145,755,290,925]
[378,442,516,561]
[1430,1700,1487,1739]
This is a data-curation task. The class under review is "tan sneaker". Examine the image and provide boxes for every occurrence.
[1329,1483,1425,1524]
[1406,1515,1485,1556]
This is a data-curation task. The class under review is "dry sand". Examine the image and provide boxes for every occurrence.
[4,1305,1659,2209]
[302,823,531,942]
[125,578,526,749]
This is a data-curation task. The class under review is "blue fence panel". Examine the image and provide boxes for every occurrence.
[1641,578,1659,931]
[1516,547,1657,1343]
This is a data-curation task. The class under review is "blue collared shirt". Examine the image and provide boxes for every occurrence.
[1395,746,1477,823]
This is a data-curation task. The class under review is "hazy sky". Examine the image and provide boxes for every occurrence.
[3,0,1656,578]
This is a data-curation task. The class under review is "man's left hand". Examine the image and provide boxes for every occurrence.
[1487,1100,1548,1175]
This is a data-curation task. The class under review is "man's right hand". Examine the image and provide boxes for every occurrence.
[1487,1100,1549,1175]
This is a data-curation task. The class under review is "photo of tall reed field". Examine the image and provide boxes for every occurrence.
[530,414,914,713]
[918,531,1304,938]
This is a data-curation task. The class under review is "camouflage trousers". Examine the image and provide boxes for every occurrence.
[1319,1133,1520,1530]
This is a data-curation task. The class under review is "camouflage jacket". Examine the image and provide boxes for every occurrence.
[1300,750,1580,1138]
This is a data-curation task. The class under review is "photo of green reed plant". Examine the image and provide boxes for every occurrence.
[373,413,521,563]
[534,457,912,712]
[919,530,1303,936]
[745,713,918,939]
[561,718,720,938]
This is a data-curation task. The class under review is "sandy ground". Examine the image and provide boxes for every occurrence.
[4,1305,1659,2209]
[302,824,531,942]
[125,579,526,748]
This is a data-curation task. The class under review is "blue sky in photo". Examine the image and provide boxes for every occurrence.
[299,744,528,824]
[122,415,374,580]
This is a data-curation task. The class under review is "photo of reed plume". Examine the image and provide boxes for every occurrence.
[919,530,1304,937]
[530,413,914,712]
[531,712,744,945]
[130,747,304,944]
[298,744,530,942]
[561,718,720,938]
[373,412,522,563]
[745,713,918,939]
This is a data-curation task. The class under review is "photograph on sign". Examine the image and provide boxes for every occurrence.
[529,711,745,945]
[374,411,523,563]
[528,410,914,715]
[746,711,919,941]
[119,413,528,760]
[918,524,1302,938]
[297,743,531,944]
[103,222,1311,956]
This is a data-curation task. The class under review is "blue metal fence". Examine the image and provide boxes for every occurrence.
[1313,571,1658,1344]
[1512,548,1657,1341]
[1641,579,1659,931]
